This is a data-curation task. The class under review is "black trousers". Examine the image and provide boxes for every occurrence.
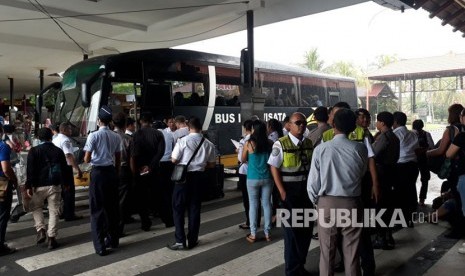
[0,182,12,245]
[281,181,313,276]
[134,173,153,227]
[62,166,76,220]
[89,166,119,252]
[417,156,431,201]
[172,171,203,245]
[395,161,419,223]
[118,165,134,233]
[155,162,175,226]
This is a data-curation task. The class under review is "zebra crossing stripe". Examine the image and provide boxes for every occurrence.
[194,236,320,275]
[75,224,246,276]
[10,220,90,250]
[15,203,243,272]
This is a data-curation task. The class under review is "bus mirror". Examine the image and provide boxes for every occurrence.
[82,83,90,107]
[240,48,250,87]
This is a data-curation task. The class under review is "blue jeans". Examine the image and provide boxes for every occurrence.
[247,178,273,236]
[457,175,465,216]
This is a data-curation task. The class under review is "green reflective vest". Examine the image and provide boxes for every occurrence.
[279,135,313,182]
[322,126,365,142]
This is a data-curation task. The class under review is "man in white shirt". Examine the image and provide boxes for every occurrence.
[172,115,189,142]
[168,117,216,251]
[164,117,177,134]
[52,123,82,222]
[393,111,419,228]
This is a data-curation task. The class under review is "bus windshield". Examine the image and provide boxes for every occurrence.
[54,62,103,135]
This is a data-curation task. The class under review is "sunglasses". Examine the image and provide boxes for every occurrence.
[292,120,307,126]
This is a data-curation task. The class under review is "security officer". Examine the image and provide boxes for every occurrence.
[83,105,122,256]
[168,117,216,250]
[268,112,313,276]
[322,102,365,143]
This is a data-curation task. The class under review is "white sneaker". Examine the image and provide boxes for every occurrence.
[462,242,465,247]
[458,246,465,254]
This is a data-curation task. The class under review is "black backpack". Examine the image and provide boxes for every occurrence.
[41,155,63,186]
[416,130,429,149]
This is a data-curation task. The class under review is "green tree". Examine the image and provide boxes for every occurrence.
[300,48,324,71]
[324,61,359,78]
[371,54,398,69]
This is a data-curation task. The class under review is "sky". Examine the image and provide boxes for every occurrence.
[175,1,465,71]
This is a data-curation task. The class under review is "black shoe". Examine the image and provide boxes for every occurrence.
[167,242,186,251]
[407,220,414,228]
[297,267,312,276]
[104,237,119,249]
[334,261,345,273]
[65,215,83,222]
[444,230,462,239]
[37,229,47,245]
[96,249,109,256]
[0,244,16,256]
[48,237,59,250]
[312,233,319,240]
[386,233,396,248]
[373,237,386,250]
[141,221,152,232]
[188,240,199,249]
[10,214,20,223]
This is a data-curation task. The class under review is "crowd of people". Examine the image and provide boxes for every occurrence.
[1,103,465,276]
[0,108,216,257]
[235,102,465,276]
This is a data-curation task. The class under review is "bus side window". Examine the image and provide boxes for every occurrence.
[301,80,326,107]
[174,91,186,106]
[216,84,240,106]
[172,82,205,106]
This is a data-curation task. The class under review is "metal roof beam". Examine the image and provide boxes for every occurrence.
[429,0,456,18]
[453,20,465,32]
[442,8,464,25]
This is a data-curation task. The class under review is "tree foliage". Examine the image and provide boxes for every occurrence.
[370,54,398,70]
[300,48,324,71]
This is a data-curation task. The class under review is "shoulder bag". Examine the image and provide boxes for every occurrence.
[171,137,205,184]
[428,125,455,174]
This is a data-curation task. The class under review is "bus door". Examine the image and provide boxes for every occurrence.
[327,80,340,106]
[141,82,172,120]
[328,92,340,106]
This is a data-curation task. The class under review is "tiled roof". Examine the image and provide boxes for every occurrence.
[368,52,465,81]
